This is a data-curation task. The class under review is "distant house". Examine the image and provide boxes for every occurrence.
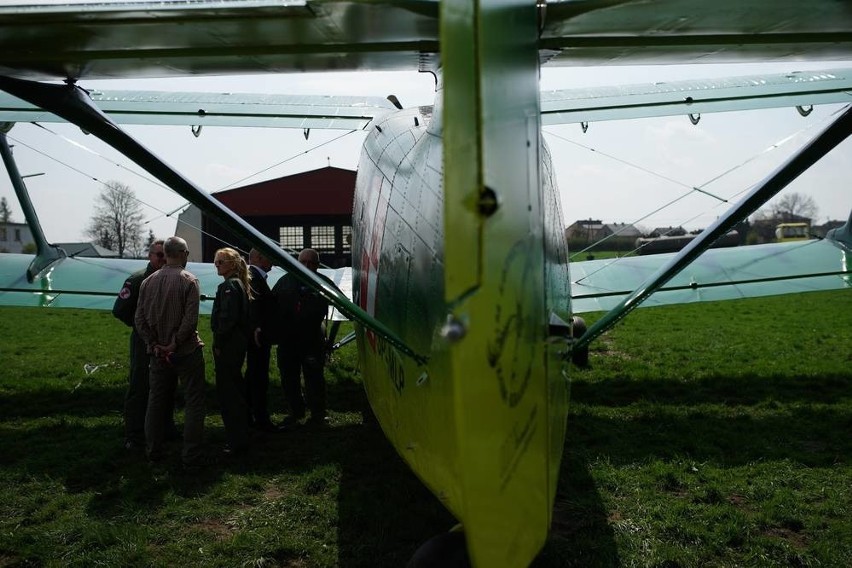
[603,222,642,239]
[0,221,33,253]
[565,219,605,243]
[55,242,120,258]
[649,226,686,238]
[813,219,845,238]
[565,219,640,251]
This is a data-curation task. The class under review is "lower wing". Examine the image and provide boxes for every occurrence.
[0,252,352,320]
[572,239,851,314]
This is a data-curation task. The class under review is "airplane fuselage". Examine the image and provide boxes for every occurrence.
[351,87,573,563]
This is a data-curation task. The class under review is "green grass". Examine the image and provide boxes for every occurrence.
[1,289,850,566]
[536,290,852,568]
[0,311,452,567]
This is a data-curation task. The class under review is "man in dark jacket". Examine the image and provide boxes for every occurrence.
[246,248,279,432]
[112,239,175,450]
[272,248,337,427]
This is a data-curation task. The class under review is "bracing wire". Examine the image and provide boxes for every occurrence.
[7,122,359,259]
[545,104,849,266]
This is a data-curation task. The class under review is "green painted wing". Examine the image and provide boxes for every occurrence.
[0,90,396,130]
[542,68,852,125]
[0,253,352,320]
[2,68,849,131]
[572,240,851,314]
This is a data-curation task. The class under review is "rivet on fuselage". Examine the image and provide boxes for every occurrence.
[440,315,467,342]
[478,186,499,217]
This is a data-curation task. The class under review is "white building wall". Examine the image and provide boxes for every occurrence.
[174,205,202,263]
[0,222,34,253]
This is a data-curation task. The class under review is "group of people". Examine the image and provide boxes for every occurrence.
[112,236,337,469]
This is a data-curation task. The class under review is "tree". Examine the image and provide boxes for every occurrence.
[0,197,12,223]
[86,181,144,257]
[769,192,818,222]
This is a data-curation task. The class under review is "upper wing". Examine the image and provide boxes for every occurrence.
[0,90,397,130]
[0,1,441,81]
[0,68,848,131]
[541,0,852,66]
[542,68,852,125]
[572,239,851,314]
[0,253,352,320]
[1,1,851,82]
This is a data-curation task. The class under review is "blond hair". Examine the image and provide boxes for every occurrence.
[214,247,253,300]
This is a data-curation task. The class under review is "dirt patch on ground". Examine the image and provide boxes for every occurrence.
[763,526,808,549]
[0,554,22,567]
[594,334,634,362]
[198,518,235,541]
[263,484,285,501]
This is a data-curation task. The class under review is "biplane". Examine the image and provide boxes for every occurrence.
[0,1,851,566]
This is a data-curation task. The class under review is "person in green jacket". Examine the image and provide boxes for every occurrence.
[211,247,253,455]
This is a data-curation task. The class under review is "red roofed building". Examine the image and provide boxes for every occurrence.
[195,166,355,267]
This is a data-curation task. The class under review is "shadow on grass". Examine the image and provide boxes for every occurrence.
[235,382,457,565]
[6,369,846,565]
[568,372,852,467]
[535,369,852,566]
[572,372,852,408]
[535,446,620,567]
[0,383,129,419]
[0,379,455,566]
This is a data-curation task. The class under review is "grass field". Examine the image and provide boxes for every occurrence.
[1,289,850,567]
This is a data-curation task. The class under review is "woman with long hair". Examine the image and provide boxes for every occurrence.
[211,247,253,455]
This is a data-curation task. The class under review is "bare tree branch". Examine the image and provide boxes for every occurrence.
[769,192,818,221]
[86,181,144,257]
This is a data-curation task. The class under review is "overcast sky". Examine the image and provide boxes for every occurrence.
[0,62,849,245]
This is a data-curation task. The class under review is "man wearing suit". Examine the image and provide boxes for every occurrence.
[246,248,279,432]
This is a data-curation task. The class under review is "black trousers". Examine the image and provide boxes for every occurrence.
[276,342,325,420]
[245,341,272,425]
[213,341,250,450]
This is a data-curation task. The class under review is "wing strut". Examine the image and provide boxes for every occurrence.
[576,105,852,350]
[0,75,424,363]
[0,123,65,281]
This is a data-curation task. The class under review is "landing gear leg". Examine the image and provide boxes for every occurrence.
[571,316,589,368]
[407,528,471,568]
